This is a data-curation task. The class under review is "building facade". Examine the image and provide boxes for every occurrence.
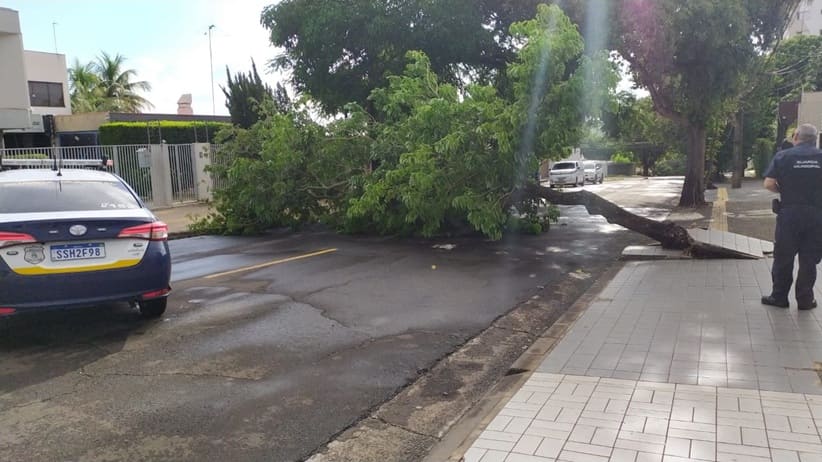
[1,8,72,148]
[0,7,31,138]
[786,0,822,38]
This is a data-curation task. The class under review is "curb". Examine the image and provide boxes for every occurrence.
[304,261,624,462]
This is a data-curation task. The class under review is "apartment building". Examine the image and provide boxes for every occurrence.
[786,0,822,38]
[0,7,71,148]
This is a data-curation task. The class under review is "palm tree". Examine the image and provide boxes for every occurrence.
[93,52,153,112]
[68,59,103,112]
[68,53,153,113]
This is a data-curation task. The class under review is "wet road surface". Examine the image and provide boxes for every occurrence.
[0,177,682,462]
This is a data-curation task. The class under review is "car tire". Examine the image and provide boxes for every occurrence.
[139,298,167,318]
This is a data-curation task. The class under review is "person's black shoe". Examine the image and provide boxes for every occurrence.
[798,300,817,310]
[761,296,789,308]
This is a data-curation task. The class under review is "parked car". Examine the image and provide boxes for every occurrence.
[548,161,585,187]
[0,169,172,318]
[583,161,605,184]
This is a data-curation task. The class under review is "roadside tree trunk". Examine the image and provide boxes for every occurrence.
[679,124,707,206]
[731,111,744,189]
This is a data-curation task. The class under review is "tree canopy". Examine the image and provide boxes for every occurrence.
[221,60,291,129]
[613,0,800,205]
[260,0,545,114]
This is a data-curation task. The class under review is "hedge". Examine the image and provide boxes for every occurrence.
[99,121,230,145]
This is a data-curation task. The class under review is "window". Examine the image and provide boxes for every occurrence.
[28,81,65,108]
[0,181,140,213]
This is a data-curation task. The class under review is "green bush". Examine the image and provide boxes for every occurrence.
[653,151,687,176]
[752,138,773,178]
[3,152,49,159]
[99,121,230,145]
[610,151,636,164]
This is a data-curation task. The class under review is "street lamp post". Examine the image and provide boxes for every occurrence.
[207,25,216,116]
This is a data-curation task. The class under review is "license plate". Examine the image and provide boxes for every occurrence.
[50,243,106,262]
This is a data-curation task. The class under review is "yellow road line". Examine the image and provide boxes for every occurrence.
[204,248,338,279]
[711,187,729,231]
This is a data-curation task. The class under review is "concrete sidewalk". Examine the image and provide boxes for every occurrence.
[446,181,822,461]
[151,202,212,235]
[453,259,822,462]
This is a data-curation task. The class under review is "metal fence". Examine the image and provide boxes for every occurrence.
[1,143,230,207]
[110,145,153,204]
[0,146,112,169]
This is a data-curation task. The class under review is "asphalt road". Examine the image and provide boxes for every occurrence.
[0,177,683,462]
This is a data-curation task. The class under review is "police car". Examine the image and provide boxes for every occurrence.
[0,168,171,318]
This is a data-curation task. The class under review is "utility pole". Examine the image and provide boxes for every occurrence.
[52,22,58,53]
[207,25,216,116]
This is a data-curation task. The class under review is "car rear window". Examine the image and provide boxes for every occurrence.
[0,180,141,213]
[584,162,596,168]
[552,162,576,170]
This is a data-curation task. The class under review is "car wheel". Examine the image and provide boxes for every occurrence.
[139,298,167,318]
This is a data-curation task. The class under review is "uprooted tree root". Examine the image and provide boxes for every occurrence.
[526,184,756,260]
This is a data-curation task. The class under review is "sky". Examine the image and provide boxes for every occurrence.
[4,0,284,116]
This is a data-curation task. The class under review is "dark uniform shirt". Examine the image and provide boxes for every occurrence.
[764,142,822,208]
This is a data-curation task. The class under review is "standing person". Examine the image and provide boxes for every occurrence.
[762,124,822,310]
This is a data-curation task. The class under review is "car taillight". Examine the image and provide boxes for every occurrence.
[142,288,171,299]
[0,231,36,249]
[117,221,169,241]
[0,308,16,316]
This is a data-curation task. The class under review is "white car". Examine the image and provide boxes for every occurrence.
[583,161,605,184]
[548,161,585,187]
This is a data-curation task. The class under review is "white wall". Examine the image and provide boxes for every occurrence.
[798,91,822,132]
[0,8,31,130]
[24,50,72,116]
[786,0,822,38]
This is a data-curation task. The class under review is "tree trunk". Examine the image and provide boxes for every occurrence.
[679,123,707,207]
[731,111,744,189]
[523,184,758,259]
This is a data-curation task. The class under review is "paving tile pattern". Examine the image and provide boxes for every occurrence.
[463,374,822,462]
[538,261,822,394]
[688,229,774,258]
[461,260,822,462]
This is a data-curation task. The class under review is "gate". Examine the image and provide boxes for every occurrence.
[167,144,197,203]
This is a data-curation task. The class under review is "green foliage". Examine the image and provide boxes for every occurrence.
[771,34,822,101]
[210,6,612,239]
[2,152,49,159]
[653,151,687,176]
[98,121,229,145]
[261,0,545,114]
[752,138,774,178]
[221,60,291,129]
[207,103,372,234]
[69,52,152,113]
[610,151,636,164]
[614,0,799,205]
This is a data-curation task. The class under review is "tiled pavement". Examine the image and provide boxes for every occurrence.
[461,259,822,461]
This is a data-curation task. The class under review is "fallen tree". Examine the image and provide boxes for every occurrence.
[205,7,759,260]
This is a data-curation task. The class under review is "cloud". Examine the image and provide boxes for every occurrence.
[131,0,286,116]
